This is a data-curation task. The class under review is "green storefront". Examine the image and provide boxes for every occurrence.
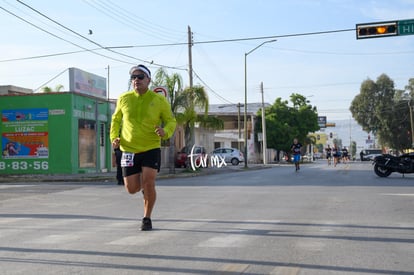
[0,92,113,175]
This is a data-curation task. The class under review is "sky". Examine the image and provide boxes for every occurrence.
[1,0,414,122]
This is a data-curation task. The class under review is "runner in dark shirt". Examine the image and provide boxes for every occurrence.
[325,145,332,165]
[291,138,302,172]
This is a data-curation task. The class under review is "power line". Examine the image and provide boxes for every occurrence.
[197,28,356,45]
[0,29,362,64]
[192,69,233,104]
[0,5,134,65]
[0,48,99,63]
[82,0,184,42]
[105,29,357,48]
[4,2,409,106]
[15,0,139,62]
[2,24,409,65]
[2,0,81,41]
[14,0,181,69]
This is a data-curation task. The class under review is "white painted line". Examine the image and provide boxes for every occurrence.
[0,185,35,189]
[30,233,85,244]
[271,266,300,275]
[108,231,171,245]
[380,193,414,196]
[216,264,249,273]
[198,235,248,248]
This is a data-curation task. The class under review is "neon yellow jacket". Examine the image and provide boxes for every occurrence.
[110,90,176,153]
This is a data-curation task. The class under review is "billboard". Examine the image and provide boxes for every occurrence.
[1,108,49,159]
[69,67,107,99]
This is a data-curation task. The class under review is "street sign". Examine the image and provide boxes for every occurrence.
[398,19,414,36]
[153,86,168,97]
[318,116,327,128]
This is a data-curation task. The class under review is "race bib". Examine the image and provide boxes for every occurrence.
[121,152,134,167]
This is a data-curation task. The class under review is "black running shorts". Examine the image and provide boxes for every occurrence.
[122,148,161,177]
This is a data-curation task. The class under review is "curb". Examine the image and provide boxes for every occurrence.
[0,164,273,184]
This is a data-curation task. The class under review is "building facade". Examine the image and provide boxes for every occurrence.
[193,103,268,163]
[0,92,113,175]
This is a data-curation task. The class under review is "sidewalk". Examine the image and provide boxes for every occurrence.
[0,163,272,183]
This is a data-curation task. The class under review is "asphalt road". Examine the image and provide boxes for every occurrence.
[0,161,413,274]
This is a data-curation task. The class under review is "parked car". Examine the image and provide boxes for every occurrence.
[211,147,244,166]
[175,146,206,168]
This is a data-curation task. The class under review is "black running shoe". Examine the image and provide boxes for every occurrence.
[141,217,152,231]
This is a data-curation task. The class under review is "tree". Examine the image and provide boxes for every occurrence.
[256,93,319,157]
[196,114,224,130]
[350,74,412,151]
[152,68,212,147]
[41,84,64,93]
[406,78,414,96]
[174,85,209,149]
[151,68,184,173]
[152,68,183,115]
[151,68,221,171]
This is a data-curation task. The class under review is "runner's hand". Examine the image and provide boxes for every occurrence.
[112,138,120,149]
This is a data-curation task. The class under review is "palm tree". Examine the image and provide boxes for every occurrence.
[152,68,183,115]
[40,84,64,93]
[41,86,52,93]
[152,68,184,173]
[174,85,210,148]
[153,68,213,147]
[152,68,223,171]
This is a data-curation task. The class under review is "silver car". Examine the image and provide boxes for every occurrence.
[211,147,244,166]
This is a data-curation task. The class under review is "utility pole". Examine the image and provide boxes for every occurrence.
[187,25,195,146]
[244,39,277,168]
[237,103,242,151]
[188,26,193,89]
[409,100,414,148]
[106,65,110,100]
[260,82,267,165]
[349,116,352,150]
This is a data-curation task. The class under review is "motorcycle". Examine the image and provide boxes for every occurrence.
[373,153,414,177]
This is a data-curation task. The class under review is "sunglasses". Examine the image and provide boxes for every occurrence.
[130,73,146,80]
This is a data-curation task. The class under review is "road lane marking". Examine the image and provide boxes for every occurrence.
[380,193,414,196]
[108,230,173,245]
[271,266,300,275]
[0,185,35,189]
[30,233,87,244]
[198,234,248,247]
[215,264,249,273]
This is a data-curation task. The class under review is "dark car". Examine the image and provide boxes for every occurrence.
[175,146,206,168]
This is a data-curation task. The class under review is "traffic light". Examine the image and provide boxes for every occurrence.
[356,21,397,39]
[329,132,333,138]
